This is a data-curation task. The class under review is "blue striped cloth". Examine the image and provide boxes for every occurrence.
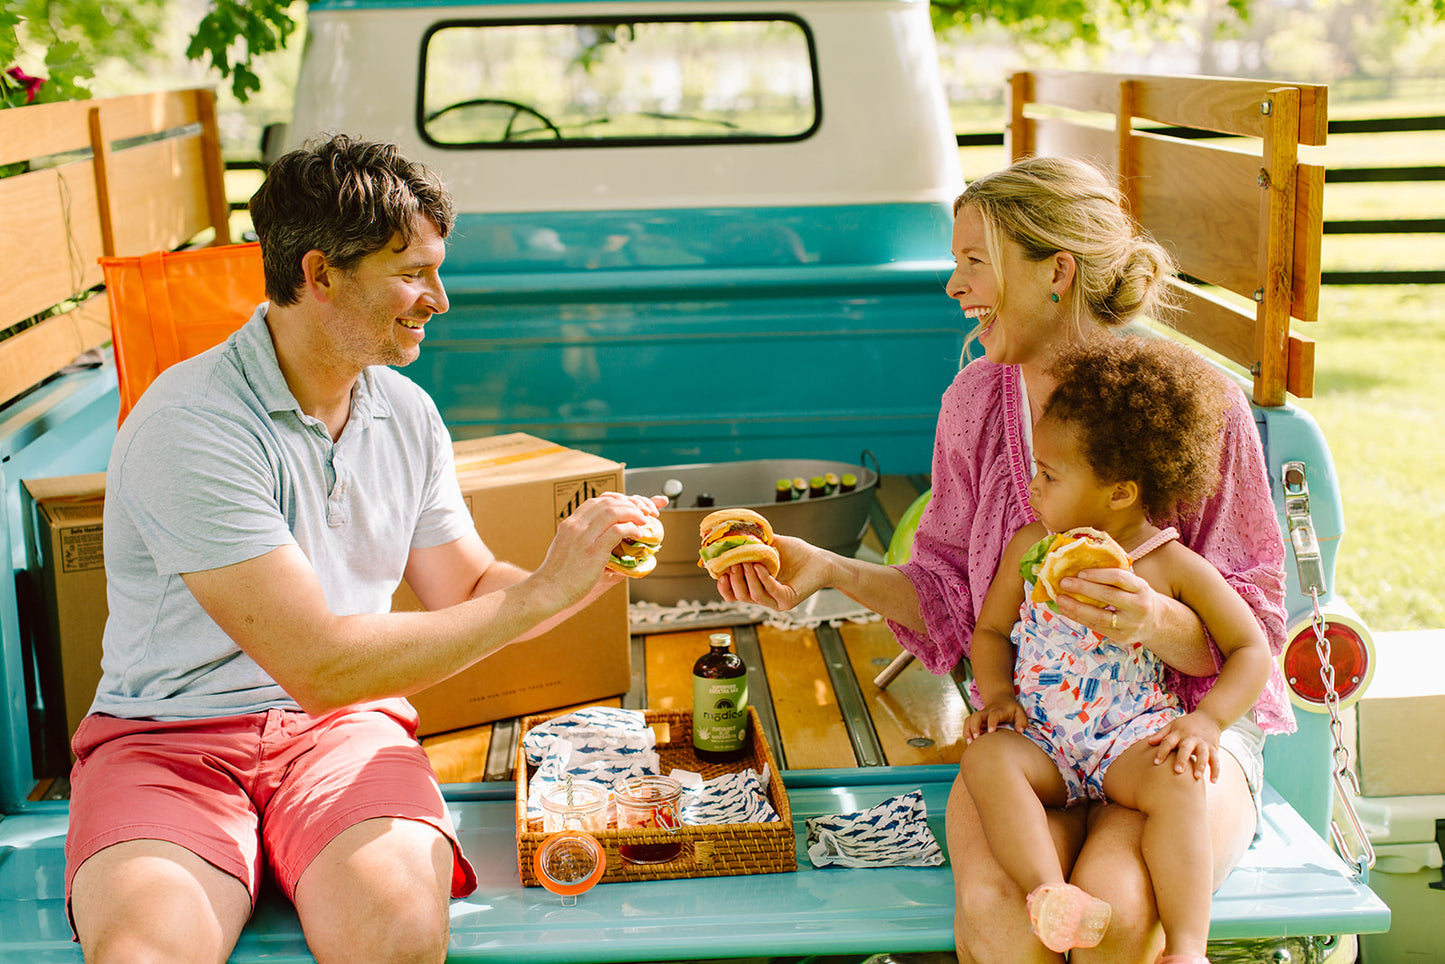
[805,789,945,868]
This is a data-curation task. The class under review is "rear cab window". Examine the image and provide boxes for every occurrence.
[419,16,821,148]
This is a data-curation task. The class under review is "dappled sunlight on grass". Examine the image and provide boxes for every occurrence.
[1294,285,1445,631]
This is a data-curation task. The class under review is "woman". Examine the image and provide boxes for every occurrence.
[718,155,1296,964]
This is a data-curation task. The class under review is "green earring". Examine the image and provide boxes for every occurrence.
[1050,291,1060,303]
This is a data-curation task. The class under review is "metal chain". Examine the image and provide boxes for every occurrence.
[1309,587,1375,878]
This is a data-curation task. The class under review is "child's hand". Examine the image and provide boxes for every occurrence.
[1146,711,1223,780]
[964,699,1028,743]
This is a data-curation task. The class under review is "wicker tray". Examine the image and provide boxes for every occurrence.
[515,706,796,885]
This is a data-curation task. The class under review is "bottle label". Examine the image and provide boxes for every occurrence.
[692,676,748,752]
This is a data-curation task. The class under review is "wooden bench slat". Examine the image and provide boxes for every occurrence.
[0,296,112,408]
[422,726,494,784]
[107,136,219,256]
[1025,70,1327,144]
[643,628,711,710]
[756,624,854,769]
[0,89,210,167]
[0,160,107,326]
[841,621,966,767]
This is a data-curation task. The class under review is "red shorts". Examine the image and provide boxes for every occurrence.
[65,698,478,909]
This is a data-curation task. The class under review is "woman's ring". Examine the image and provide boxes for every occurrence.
[1110,612,1118,629]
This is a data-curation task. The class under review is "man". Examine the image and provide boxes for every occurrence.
[65,135,658,963]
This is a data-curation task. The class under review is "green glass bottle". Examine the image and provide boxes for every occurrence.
[692,632,749,763]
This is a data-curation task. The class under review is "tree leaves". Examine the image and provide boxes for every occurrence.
[185,0,297,102]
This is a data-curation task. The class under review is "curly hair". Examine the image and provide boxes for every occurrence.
[249,134,455,307]
[1040,336,1228,521]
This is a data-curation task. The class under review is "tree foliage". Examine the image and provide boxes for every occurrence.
[2,0,1441,109]
[185,0,298,102]
[1,0,295,107]
[1,0,167,106]
[928,0,1253,44]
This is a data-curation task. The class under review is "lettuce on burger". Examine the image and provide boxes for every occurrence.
[1020,526,1130,609]
[607,515,665,578]
[697,507,780,579]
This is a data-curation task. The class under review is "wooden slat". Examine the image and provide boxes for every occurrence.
[1293,161,1326,323]
[0,295,112,408]
[0,89,208,168]
[840,622,966,767]
[1253,86,1301,408]
[1007,72,1032,160]
[89,88,207,145]
[107,135,216,256]
[1031,116,1116,173]
[756,624,854,769]
[1164,280,1314,397]
[195,90,232,245]
[1132,132,1262,300]
[89,107,116,257]
[0,160,107,326]
[1287,329,1315,400]
[1166,279,1256,370]
[1025,70,1327,144]
[1116,80,1141,217]
[643,629,712,710]
[422,725,494,784]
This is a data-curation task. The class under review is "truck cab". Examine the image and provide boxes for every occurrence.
[281,0,966,473]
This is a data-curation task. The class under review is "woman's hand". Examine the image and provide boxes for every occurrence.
[1055,566,1217,676]
[716,533,831,611]
[964,697,1029,743]
[1146,710,1223,780]
[1055,565,1156,641]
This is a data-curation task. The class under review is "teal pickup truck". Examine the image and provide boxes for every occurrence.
[0,0,1391,960]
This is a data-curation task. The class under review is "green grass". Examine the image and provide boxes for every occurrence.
[1295,286,1445,631]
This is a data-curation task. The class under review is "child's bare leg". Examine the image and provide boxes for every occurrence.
[1101,740,1212,958]
[960,729,1071,893]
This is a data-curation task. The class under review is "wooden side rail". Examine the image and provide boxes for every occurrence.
[1007,70,1328,405]
[0,88,229,408]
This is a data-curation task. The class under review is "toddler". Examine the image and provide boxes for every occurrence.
[961,336,1273,964]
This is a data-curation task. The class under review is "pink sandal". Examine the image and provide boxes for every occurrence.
[1025,882,1111,953]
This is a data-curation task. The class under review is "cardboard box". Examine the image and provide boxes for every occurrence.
[23,473,108,750]
[398,433,631,736]
[1352,630,1445,797]
[19,435,630,746]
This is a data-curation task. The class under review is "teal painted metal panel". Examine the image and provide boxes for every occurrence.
[1256,402,1351,835]
[419,205,963,472]
[0,364,119,813]
[0,769,1386,961]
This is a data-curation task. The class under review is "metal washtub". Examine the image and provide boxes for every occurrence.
[624,458,878,605]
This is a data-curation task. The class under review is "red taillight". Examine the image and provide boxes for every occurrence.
[1283,623,1371,707]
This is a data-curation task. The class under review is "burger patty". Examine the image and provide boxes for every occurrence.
[702,520,766,545]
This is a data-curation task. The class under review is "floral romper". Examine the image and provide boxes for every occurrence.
[1012,527,1183,805]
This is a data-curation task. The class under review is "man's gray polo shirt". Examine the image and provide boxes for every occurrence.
[91,305,474,720]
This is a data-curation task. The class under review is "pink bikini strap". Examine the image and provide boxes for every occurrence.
[1127,526,1180,563]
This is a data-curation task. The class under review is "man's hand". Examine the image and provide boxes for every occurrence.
[533,491,665,609]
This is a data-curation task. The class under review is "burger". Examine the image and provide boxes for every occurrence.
[697,507,780,579]
[607,515,665,578]
[1019,526,1130,609]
